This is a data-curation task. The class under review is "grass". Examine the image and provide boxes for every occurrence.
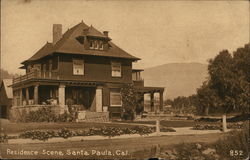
[0,133,225,159]
[114,120,195,128]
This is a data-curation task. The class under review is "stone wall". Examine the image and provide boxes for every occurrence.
[9,105,68,122]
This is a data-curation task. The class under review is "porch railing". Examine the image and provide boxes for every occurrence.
[13,70,59,84]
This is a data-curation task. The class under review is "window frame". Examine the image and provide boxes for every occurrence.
[111,62,122,77]
[99,41,104,50]
[89,40,94,49]
[72,59,85,75]
[110,88,122,107]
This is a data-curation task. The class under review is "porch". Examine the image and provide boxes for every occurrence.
[10,81,108,122]
[135,86,164,114]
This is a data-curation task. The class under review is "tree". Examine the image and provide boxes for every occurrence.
[195,43,250,115]
[196,82,221,115]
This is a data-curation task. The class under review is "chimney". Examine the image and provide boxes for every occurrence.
[103,31,109,37]
[53,24,62,45]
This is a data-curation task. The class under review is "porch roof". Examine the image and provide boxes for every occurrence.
[135,86,164,93]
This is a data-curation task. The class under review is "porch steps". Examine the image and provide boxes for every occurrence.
[76,111,109,122]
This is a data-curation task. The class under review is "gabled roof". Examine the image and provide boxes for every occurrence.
[0,79,13,99]
[22,21,140,64]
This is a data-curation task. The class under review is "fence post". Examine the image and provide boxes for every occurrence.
[156,119,160,135]
[222,114,227,132]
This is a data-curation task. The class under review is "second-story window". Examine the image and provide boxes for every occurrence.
[111,62,121,77]
[99,41,104,50]
[94,40,99,49]
[89,40,94,49]
[73,59,84,75]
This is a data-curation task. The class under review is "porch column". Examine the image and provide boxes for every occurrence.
[20,89,23,106]
[34,84,39,105]
[58,84,65,105]
[96,86,103,112]
[150,92,154,112]
[26,88,29,105]
[159,90,164,111]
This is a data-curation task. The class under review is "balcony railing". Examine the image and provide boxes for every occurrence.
[133,79,144,87]
[13,70,59,84]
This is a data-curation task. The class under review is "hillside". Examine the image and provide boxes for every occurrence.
[141,63,208,99]
[0,68,18,81]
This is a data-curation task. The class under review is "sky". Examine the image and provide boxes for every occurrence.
[1,0,249,74]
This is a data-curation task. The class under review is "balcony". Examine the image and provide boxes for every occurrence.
[13,70,59,84]
[132,69,144,87]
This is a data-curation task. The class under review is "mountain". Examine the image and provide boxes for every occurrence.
[141,62,208,99]
[0,68,19,81]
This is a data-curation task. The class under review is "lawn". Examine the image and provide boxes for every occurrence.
[0,120,146,135]
[114,120,195,128]
[0,133,225,159]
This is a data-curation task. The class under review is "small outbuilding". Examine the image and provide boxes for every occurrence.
[0,79,13,118]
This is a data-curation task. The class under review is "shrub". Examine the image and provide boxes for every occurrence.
[25,107,56,122]
[19,130,55,141]
[213,121,249,160]
[193,122,245,130]
[193,124,221,130]
[19,126,156,141]
[57,128,74,139]
[0,134,8,143]
[25,107,74,122]
[121,84,137,120]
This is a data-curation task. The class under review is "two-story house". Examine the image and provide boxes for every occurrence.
[10,21,164,121]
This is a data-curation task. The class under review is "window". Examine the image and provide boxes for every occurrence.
[89,40,94,49]
[73,59,84,75]
[111,62,121,77]
[110,88,122,106]
[89,39,104,50]
[94,40,99,49]
[99,41,104,50]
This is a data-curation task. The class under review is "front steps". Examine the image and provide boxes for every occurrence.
[76,111,109,122]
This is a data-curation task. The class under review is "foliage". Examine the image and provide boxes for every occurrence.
[0,134,8,143]
[164,95,197,114]
[19,130,56,141]
[195,44,250,115]
[25,107,74,122]
[195,114,249,123]
[134,123,248,159]
[19,126,156,141]
[193,122,245,130]
[213,121,249,160]
[121,84,137,120]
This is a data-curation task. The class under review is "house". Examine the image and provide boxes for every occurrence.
[10,21,164,121]
[0,79,13,118]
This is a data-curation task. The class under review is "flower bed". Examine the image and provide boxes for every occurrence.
[19,126,156,141]
[193,122,245,130]
[195,114,249,123]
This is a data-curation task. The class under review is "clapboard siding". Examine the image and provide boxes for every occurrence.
[58,54,132,83]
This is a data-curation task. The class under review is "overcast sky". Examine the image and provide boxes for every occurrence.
[1,0,249,74]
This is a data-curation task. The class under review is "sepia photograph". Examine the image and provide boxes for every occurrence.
[0,0,249,159]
